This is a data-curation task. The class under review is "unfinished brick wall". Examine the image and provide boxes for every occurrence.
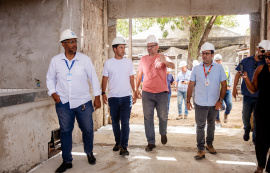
[81,0,106,130]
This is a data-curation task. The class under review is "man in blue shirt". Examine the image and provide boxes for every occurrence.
[232,40,267,144]
[166,68,174,115]
[186,42,227,160]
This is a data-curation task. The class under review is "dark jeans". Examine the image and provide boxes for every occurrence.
[216,90,233,119]
[242,95,257,143]
[142,91,168,145]
[56,100,94,162]
[195,103,218,150]
[108,96,132,147]
[167,93,171,114]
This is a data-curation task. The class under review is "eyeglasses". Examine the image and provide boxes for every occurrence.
[147,45,158,49]
[201,52,211,55]
[265,56,270,60]
[63,40,77,44]
[259,48,266,53]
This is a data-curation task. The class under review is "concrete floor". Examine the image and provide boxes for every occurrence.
[29,125,257,173]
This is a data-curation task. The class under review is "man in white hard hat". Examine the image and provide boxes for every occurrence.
[166,68,174,115]
[136,35,175,151]
[175,60,191,120]
[186,42,227,160]
[214,54,232,124]
[46,29,101,172]
[233,40,267,144]
[101,36,136,156]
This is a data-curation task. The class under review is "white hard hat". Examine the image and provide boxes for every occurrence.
[59,29,77,42]
[146,35,158,44]
[200,42,215,53]
[214,54,222,61]
[179,61,187,67]
[258,40,270,50]
[112,36,126,46]
[193,60,199,67]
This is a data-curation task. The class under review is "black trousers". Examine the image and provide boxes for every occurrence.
[255,142,270,171]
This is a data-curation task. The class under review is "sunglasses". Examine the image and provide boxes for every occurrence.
[265,56,270,60]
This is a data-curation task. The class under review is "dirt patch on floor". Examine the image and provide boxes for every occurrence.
[130,94,244,129]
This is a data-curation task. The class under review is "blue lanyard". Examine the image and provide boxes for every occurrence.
[64,59,75,73]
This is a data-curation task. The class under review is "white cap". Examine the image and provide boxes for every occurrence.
[59,29,77,42]
[258,40,270,50]
[112,36,126,46]
[179,61,187,67]
[146,35,158,44]
[214,54,222,61]
[167,68,172,72]
[200,42,215,53]
[193,60,199,67]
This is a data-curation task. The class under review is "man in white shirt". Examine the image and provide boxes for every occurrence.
[101,36,136,156]
[46,29,101,173]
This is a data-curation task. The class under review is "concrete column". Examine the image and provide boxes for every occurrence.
[108,18,117,59]
[103,0,109,126]
[267,0,270,39]
[128,18,132,60]
[250,12,261,55]
[260,0,267,40]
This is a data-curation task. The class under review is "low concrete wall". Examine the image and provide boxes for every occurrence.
[0,95,84,172]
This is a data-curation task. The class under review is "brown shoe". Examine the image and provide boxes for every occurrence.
[184,115,188,119]
[176,115,183,120]
[145,144,156,152]
[224,113,228,123]
[215,119,221,124]
[206,145,217,154]
[194,150,205,160]
[161,135,167,145]
[254,166,264,173]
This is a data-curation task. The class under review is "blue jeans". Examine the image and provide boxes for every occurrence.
[177,90,188,116]
[167,93,171,114]
[216,90,233,119]
[242,95,257,143]
[142,91,168,144]
[108,96,132,147]
[55,100,94,162]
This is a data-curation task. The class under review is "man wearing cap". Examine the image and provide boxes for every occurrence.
[136,35,175,151]
[101,36,136,156]
[175,60,191,120]
[233,40,267,144]
[46,29,101,172]
[214,54,233,124]
[166,68,174,115]
[186,42,227,160]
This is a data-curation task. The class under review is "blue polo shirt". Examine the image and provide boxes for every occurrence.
[167,73,174,94]
[235,55,265,97]
[190,62,227,106]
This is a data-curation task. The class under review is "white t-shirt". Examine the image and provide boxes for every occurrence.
[102,57,134,98]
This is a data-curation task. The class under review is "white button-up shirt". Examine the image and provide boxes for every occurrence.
[46,52,101,109]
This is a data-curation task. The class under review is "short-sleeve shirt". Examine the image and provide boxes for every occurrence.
[167,74,174,94]
[138,54,171,93]
[103,57,134,98]
[190,62,227,106]
[235,55,266,97]
[176,70,191,91]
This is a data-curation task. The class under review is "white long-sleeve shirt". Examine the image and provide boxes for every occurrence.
[46,52,101,109]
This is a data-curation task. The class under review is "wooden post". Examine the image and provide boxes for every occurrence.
[128,18,132,60]
[250,13,261,55]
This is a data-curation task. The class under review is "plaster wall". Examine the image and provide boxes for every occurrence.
[108,0,260,19]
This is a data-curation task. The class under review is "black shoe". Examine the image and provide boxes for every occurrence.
[119,147,129,156]
[243,131,250,141]
[113,143,120,151]
[87,152,96,165]
[55,161,72,173]
[161,135,167,145]
[145,144,156,152]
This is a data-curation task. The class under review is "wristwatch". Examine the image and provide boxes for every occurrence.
[218,99,224,102]
[101,92,106,95]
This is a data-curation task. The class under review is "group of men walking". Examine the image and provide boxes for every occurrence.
[46,29,269,173]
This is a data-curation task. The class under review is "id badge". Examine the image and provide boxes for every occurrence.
[67,73,72,81]
[205,78,210,86]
